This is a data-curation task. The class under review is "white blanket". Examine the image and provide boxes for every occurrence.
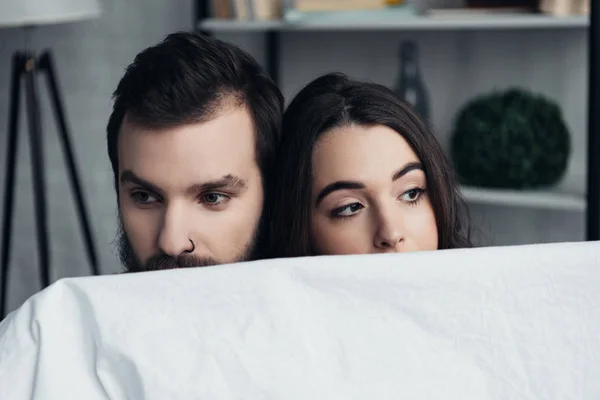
[0,241,599,399]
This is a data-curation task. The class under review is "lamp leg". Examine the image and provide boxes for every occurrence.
[587,0,600,241]
[0,54,24,320]
[23,55,51,290]
[39,51,99,275]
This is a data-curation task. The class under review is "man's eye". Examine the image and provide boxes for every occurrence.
[132,191,157,204]
[203,193,229,205]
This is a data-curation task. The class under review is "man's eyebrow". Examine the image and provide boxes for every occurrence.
[315,181,366,207]
[186,174,248,194]
[392,162,424,181]
[120,170,162,194]
[120,171,247,195]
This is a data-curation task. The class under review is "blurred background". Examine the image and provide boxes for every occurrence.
[0,0,594,314]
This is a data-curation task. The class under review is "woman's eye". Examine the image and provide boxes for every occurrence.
[132,191,157,204]
[333,203,363,217]
[401,188,423,202]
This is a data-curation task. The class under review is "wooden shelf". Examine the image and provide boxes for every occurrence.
[460,185,586,212]
[198,14,589,32]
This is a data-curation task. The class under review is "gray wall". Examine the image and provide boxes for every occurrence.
[0,0,194,315]
[0,0,590,315]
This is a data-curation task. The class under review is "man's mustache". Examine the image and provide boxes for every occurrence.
[116,216,223,273]
[143,253,218,271]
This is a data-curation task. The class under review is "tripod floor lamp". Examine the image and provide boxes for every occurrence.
[0,0,103,319]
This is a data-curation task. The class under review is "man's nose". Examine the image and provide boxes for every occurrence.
[373,204,404,251]
[157,205,194,257]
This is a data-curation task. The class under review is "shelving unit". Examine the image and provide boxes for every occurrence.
[196,4,599,242]
[198,14,589,31]
[459,185,586,212]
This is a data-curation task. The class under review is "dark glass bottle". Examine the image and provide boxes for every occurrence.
[394,40,430,122]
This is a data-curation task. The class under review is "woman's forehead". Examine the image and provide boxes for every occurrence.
[311,124,421,182]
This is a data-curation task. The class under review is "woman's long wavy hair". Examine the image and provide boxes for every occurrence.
[264,72,473,258]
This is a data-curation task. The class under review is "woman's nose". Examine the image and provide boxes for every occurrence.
[373,206,404,250]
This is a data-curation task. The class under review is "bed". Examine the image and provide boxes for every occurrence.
[1,241,599,399]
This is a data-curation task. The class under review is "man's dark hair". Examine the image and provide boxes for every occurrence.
[264,72,473,258]
[106,30,283,195]
[106,31,283,261]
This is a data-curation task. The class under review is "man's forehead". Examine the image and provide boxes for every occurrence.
[116,107,259,192]
[119,107,255,161]
[120,104,254,141]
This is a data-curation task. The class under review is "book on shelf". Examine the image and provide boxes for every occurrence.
[207,0,411,21]
[539,0,589,16]
[209,0,281,20]
[293,0,387,12]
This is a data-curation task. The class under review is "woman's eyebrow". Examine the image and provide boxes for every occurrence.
[392,162,424,181]
[315,181,365,206]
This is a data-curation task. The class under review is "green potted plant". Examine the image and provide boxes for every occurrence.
[450,88,571,189]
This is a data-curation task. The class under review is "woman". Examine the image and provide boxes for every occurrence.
[265,72,472,258]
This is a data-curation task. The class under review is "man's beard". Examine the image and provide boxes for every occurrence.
[115,216,258,273]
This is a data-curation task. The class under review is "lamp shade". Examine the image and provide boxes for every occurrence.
[0,0,102,28]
